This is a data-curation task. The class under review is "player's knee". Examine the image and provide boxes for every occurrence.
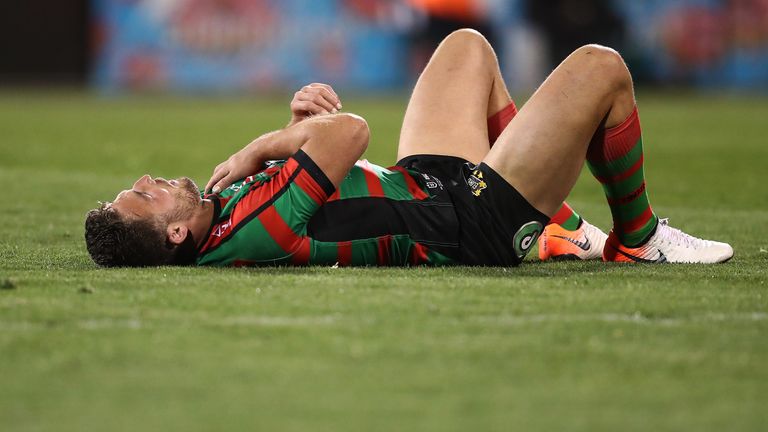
[441,28,494,61]
[573,44,630,90]
[446,28,486,43]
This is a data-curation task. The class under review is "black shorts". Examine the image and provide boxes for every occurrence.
[397,154,550,266]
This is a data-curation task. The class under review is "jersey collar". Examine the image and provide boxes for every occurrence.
[197,195,222,253]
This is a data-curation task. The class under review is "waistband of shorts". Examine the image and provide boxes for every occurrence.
[395,153,472,168]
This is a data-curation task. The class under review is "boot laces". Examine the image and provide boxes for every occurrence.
[657,218,704,248]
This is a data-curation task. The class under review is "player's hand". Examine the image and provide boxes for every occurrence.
[205,136,267,194]
[288,83,342,126]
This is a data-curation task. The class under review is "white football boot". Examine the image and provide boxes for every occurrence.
[603,218,734,263]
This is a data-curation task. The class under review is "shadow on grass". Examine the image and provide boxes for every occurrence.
[5,246,753,285]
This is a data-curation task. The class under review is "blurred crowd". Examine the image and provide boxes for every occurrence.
[3,0,768,92]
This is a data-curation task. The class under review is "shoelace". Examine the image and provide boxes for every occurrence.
[657,218,704,248]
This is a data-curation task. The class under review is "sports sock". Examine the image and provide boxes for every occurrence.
[487,101,518,143]
[586,106,658,247]
[549,202,582,230]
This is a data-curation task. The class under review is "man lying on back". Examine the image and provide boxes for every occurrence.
[85,30,733,267]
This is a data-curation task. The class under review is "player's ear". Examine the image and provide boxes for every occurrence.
[166,223,189,246]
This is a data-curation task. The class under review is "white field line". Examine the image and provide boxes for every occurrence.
[474,312,768,327]
[217,315,336,327]
[1,313,765,331]
[0,315,337,331]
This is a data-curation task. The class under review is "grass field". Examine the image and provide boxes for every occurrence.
[1,90,767,431]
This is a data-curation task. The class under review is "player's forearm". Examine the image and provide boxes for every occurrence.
[205,113,368,194]
[251,114,361,160]
[246,127,306,161]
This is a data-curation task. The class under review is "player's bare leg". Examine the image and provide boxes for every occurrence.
[399,29,608,261]
[484,44,635,216]
[484,45,732,263]
[397,29,511,163]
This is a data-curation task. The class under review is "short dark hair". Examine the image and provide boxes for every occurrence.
[84,204,196,267]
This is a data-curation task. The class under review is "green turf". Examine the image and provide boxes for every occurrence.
[1,91,766,431]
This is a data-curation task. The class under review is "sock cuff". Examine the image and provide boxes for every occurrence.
[487,101,518,144]
[549,202,575,226]
[587,106,641,163]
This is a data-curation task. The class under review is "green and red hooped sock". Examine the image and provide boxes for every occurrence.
[586,106,658,247]
[488,101,582,230]
[549,202,582,231]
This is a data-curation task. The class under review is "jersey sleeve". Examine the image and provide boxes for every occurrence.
[197,149,336,265]
[288,150,336,217]
[231,149,334,222]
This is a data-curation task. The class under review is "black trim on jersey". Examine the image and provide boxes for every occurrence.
[307,197,409,240]
[293,149,336,197]
[196,195,222,253]
[199,165,303,257]
[307,197,460,259]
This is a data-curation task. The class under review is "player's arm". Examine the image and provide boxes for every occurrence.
[205,112,369,194]
[205,83,345,194]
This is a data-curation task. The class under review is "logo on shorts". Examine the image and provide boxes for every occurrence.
[513,221,544,259]
[467,169,487,197]
[421,173,443,190]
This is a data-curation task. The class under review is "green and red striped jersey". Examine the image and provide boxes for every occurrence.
[196,150,460,267]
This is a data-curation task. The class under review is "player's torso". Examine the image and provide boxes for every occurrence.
[196,159,460,267]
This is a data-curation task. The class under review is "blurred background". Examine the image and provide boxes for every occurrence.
[2,0,768,94]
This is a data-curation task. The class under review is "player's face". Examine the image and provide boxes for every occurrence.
[110,175,201,223]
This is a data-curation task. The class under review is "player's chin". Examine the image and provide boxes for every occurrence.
[178,177,202,201]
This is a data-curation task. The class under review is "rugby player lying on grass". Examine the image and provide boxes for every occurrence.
[85,29,733,267]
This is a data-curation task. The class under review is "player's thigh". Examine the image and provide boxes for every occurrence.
[397,29,511,164]
[483,45,635,216]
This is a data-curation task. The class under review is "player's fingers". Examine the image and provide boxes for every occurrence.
[303,84,341,113]
[204,172,218,193]
[316,87,342,111]
[204,177,217,194]
[206,167,228,194]
[212,173,237,195]
[309,83,340,104]
[292,99,330,116]
[297,90,336,113]
[298,87,336,112]
[212,162,226,176]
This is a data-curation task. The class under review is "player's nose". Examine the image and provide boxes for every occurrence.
[133,174,153,188]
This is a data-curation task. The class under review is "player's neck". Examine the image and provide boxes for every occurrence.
[189,199,215,248]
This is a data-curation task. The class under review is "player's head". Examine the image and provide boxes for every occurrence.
[84,175,202,267]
